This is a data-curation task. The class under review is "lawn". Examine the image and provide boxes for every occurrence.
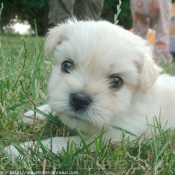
[1,34,175,174]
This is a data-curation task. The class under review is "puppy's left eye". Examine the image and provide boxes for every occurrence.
[61,60,74,73]
[109,76,123,89]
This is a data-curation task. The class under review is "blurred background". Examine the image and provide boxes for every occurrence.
[0,0,132,36]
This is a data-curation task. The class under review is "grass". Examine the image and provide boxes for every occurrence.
[1,34,175,174]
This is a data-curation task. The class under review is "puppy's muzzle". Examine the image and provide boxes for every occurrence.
[69,93,92,111]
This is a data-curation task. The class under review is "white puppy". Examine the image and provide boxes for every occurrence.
[5,19,175,157]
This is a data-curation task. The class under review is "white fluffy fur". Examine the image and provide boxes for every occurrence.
[5,19,175,157]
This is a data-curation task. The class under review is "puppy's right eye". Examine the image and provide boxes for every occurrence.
[61,60,74,73]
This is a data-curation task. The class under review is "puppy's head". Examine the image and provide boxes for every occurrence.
[45,19,162,134]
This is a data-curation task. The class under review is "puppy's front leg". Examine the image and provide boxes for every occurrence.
[4,136,81,158]
[23,104,55,125]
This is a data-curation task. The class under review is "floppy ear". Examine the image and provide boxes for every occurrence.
[44,23,69,57]
[140,56,163,92]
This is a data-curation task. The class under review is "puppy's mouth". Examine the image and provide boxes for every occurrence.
[68,114,87,122]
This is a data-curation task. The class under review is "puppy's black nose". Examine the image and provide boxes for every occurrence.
[69,93,92,111]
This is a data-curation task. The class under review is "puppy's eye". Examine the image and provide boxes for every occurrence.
[61,60,74,73]
[109,76,123,89]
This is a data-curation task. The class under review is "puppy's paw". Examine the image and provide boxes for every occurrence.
[4,141,37,158]
[23,104,53,125]
[4,136,82,158]
[4,145,21,158]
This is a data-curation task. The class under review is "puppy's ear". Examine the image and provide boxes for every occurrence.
[140,56,162,92]
[44,24,69,57]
